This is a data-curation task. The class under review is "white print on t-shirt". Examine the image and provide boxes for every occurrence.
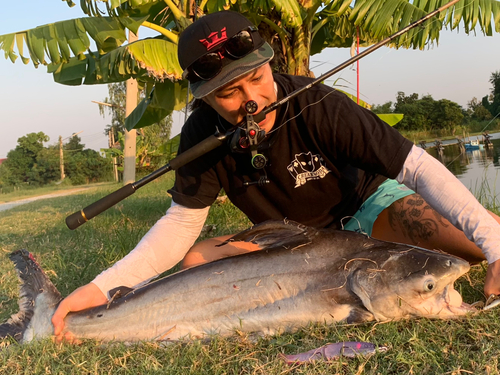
[287,152,331,188]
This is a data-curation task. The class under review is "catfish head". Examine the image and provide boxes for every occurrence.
[347,246,475,321]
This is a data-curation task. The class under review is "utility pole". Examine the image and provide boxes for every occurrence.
[108,130,119,182]
[59,131,83,181]
[123,30,138,185]
[92,100,124,183]
[59,136,65,181]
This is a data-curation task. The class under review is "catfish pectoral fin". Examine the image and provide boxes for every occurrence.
[345,308,376,324]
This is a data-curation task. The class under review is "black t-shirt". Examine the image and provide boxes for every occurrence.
[169,74,413,229]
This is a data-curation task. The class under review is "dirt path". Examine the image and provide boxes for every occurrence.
[0,187,91,212]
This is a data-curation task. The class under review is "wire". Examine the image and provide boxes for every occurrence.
[267,90,337,136]
[480,112,500,133]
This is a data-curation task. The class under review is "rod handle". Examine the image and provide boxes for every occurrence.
[66,183,136,230]
[168,133,227,170]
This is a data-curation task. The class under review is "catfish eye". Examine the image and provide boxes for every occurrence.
[424,280,435,292]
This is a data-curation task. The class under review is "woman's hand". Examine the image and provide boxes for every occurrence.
[484,259,500,298]
[51,282,108,343]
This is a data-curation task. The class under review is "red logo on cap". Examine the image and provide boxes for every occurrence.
[200,28,228,50]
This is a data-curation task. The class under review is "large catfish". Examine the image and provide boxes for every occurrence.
[0,220,474,343]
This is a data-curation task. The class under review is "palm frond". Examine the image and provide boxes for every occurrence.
[206,0,233,13]
[62,0,77,7]
[268,0,303,27]
[327,0,500,49]
[125,80,190,130]
[79,0,179,28]
[228,0,302,28]
[52,37,182,85]
[312,6,378,53]
[0,16,146,67]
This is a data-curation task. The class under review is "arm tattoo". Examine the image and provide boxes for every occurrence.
[387,194,449,244]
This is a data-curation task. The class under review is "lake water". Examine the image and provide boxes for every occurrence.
[424,132,500,202]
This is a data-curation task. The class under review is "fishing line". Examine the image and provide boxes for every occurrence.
[480,111,500,133]
[443,123,497,169]
[307,0,476,107]
[266,89,337,136]
[443,150,463,168]
[340,216,367,236]
[267,0,473,134]
[291,0,479,173]
[267,0,476,149]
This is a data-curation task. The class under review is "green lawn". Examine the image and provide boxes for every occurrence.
[1,176,499,374]
[0,182,116,204]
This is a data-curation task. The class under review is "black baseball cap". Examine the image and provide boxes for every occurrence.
[178,11,274,98]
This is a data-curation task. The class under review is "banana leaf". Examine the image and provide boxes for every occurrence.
[0,16,146,67]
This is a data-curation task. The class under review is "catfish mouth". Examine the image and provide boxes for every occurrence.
[384,282,476,321]
[372,278,476,321]
[414,283,476,319]
[441,284,476,316]
[348,256,476,321]
[401,256,475,319]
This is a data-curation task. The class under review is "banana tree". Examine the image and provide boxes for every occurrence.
[1,0,500,130]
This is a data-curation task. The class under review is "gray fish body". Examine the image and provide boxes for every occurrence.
[1,221,473,343]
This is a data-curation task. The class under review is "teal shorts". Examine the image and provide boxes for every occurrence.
[342,179,415,236]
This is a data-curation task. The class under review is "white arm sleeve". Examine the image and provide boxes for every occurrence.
[397,145,500,264]
[92,201,210,298]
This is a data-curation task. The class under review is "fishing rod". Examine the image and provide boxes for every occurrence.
[252,0,461,124]
[65,0,460,230]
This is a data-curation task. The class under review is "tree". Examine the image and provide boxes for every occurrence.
[99,82,127,144]
[2,132,50,185]
[371,101,393,114]
[65,135,85,152]
[17,132,49,161]
[483,71,500,116]
[65,149,113,184]
[491,71,500,98]
[136,118,173,170]
[30,145,60,185]
[0,163,12,188]
[467,97,492,120]
[431,99,464,134]
[394,92,427,131]
[60,136,113,184]
[393,92,463,133]
[0,132,112,187]
[99,82,173,173]
[1,0,500,130]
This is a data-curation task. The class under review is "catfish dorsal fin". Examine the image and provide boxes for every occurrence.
[218,220,317,251]
[0,250,62,343]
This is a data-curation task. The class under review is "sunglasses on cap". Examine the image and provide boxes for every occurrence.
[183,26,261,82]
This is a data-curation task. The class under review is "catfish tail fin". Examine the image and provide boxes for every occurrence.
[0,250,61,343]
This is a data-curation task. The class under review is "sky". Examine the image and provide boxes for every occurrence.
[1,1,499,158]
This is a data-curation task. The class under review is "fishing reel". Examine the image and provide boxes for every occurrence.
[229,100,268,170]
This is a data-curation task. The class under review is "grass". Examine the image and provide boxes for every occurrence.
[1,176,500,374]
[0,182,116,204]
[472,169,500,213]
